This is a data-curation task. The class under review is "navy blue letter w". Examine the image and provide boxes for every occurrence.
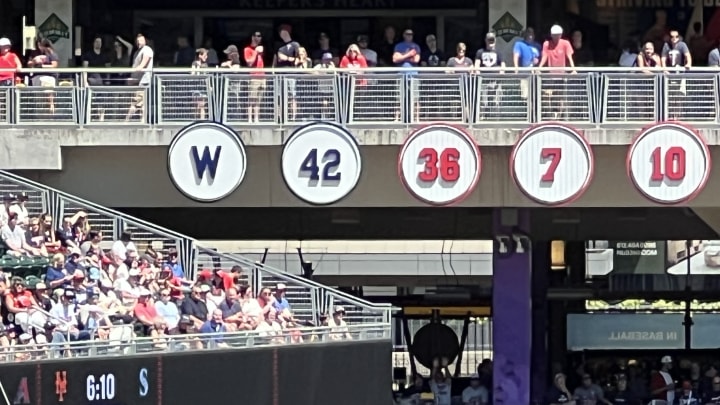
[191,146,222,181]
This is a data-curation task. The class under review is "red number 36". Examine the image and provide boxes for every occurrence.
[418,148,460,182]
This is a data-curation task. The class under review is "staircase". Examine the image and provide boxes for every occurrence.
[0,170,392,330]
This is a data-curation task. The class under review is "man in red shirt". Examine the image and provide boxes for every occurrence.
[244,31,265,123]
[133,288,164,336]
[0,38,22,86]
[538,25,576,120]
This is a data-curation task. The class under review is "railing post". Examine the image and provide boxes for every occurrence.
[177,238,196,280]
[42,189,62,223]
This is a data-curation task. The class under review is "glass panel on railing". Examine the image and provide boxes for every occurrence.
[0,87,9,124]
[666,75,718,122]
[474,74,532,123]
[348,73,403,123]
[286,73,339,124]
[157,75,213,123]
[537,73,591,122]
[223,74,275,124]
[86,86,148,125]
[15,86,76,124]
[414,73,466,123]
[604,74,657,123]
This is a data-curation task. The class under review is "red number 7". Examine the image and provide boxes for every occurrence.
[541,147,562,182]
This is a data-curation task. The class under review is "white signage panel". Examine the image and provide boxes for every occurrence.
[511,124,594,205]
[167,122,247,202]
[398,124,481,206]
[627,123,711,204]
[281,122,362,205]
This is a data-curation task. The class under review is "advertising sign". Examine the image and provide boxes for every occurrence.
[567,313,685,350]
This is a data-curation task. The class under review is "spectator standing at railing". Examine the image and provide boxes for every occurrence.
[173,36,195,67]
[127,34,154,121]
[312,32,340,66]
[82,36,111,86]
[662,30,692,70]
[275,24,301,121]
[244,31,266,124]
[393,29,421,122]
[356,35,377,67]
[475,32,505,121]
[447,43,473,69]
[421,34,445,67]
[709,42,720,67]
[378,26,397,67]
[570,30,594,66]
[27,38,59,87]
[538,25,576,121]
[0,38,22,86]
[513,28,540,70]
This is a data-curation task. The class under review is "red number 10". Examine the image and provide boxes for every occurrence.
[651,146,686,181]
[418,148,460,182]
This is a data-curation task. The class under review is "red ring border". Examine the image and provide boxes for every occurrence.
[625,121,711,205]
[509,122,595,206]
[397,123,482,206]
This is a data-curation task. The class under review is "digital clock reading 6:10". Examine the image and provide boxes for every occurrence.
[86,374,116,401]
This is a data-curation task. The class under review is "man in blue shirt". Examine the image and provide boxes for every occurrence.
[512,28,540,69]
[392,29,421,122]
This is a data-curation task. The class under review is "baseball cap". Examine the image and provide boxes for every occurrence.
[277,283,287,290]
[486,32,496,41]
[19,333,32,341]
[550,24,563,35]
[334,305,345,314]
[199,284,211,293]
[198,269,213,279]
[321,52,333,60]
[0,38,10,47]
[661,355,672,363]
[223,45,238,54]
[357,35,369,42]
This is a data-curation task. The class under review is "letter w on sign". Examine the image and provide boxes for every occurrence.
[191,146,222,183]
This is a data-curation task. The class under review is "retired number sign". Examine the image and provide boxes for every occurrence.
[511,124,594,205]
[398,124,481,206]
[281,122,363,205]
[627,123,711,204]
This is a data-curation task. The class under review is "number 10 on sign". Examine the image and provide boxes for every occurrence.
[650,146,685,181]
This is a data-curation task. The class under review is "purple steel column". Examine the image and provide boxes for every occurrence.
[492,208,531,405]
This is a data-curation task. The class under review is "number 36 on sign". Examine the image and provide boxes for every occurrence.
[398,124,482,206]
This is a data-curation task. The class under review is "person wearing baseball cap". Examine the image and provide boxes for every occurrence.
[272,283,290,312]
[0,37,21,86]
[356,34,377,66]
[650,356,675,404]
[539,24,575,71]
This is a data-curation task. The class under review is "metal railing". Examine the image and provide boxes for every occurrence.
[1,67,720,128]
[1,323,390,362]
[0,169,394,329]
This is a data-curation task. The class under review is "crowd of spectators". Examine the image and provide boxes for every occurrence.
[2,21,717,123]
[543,355,720,405]
[0,193,353,361]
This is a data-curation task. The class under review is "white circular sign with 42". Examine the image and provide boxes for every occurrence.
[281,122,363,205]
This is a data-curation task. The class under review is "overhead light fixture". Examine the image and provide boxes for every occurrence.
[551,240,566,270]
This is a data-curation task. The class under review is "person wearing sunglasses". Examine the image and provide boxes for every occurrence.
[244,31,266,123]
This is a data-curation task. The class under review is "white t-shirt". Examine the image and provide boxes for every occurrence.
[1,224,26,250]
[132,45,154,85]
[256,321,282,337]
[462,385,488,405]
[8,204,28,226]
[429,379,452,405]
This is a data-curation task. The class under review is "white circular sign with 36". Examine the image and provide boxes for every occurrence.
[281,122,363,205]
[627,123,711,204]
[511,124,594,205]
[398,124,481,206]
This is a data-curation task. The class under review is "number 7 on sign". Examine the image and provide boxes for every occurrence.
[540,147,562,182]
